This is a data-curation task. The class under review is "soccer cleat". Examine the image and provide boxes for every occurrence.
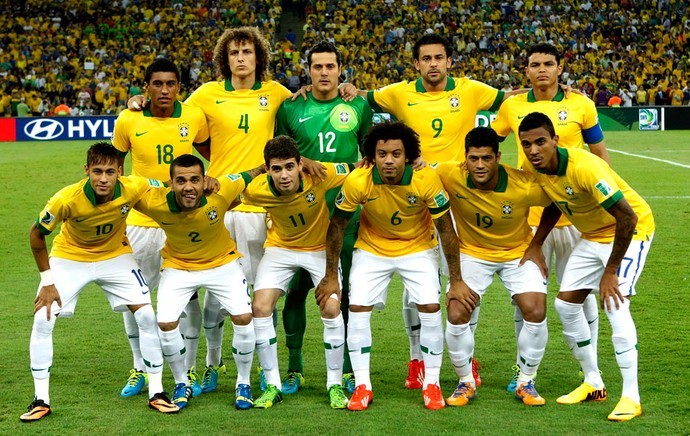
[608,396,642,422]
[19,398,51,422]
[422,384,445,410]
[253,384,283,409]
[187,367,202,397]
[405,359,425,389]
[281,370,304,394]
[328,384,349,409]
[121,368,147,397]
[234,384,253,410]
[446,382,476,407]
[148,392,180,414]
[343,372,356,394]
[172,383,192,410]
[507,364,520,393]
[347,384,373,411]
[471,358,482,387]
[515,380,546,406]
[201,363,226,393]
[556,382,607,405]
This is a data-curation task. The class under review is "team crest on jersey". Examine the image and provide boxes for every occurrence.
[557,107,569,125]
[305,192,316,203]
[259,95,269,109]
[407,193,418,205]
[335,190,345,206]
[330,104,359,132]
[121,204,130,215]
[207,207,219,221]
[502,201,513,215]
[40,210,55,226]
[449,94,460,112]
[564,182,575,196]
[178,122,190,138]
[433,191,448,207]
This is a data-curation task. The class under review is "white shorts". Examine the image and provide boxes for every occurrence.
[224,211,267,286]
[560,234,654,296]
[253,247,340,293]
[127,225,165,290]
[349,248,441,310]
[458,253,547,299]
[157,259,251,323]
[45,254,151,318]
[534,225,581,285]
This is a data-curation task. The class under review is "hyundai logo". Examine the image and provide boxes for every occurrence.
[24,119,65,140]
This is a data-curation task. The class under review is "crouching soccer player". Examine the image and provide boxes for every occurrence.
[21,143,178,422]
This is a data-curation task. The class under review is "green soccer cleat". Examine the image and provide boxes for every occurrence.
[201,363,226,393]
[187,367,202,397]
[121,368,148,397]
[506,364,520,393]
[328,384,349,409]
[281,370,304,394]
[253,384,283,409]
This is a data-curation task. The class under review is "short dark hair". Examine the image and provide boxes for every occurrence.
[213,26,270,82]
[413,34,453,60]
[86,142,119,167]
[144,58,180,83]
[170,154,205,179]
[362,121,421,163]
[518,112,556,138]
[525,43,562,65]
[466,127,499,155]
[264,135,301,166]
[308,41,342,67]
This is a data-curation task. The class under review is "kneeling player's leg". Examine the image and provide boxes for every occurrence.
[283,270,310,375]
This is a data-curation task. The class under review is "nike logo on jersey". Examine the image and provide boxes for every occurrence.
[517,115,527,119]
[135,131,148,137]
[75,217,88,222]
[366,197,380,202]
[299,116,313,123]
[216,100,228,104]
[455,194,467,199]
[161,221,175,225]
[407,102,420,106]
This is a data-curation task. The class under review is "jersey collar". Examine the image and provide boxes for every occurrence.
[224,79,262,91]
[537,147,569,175]
[372,164,413,185]
[267,174,304,197]
[166,191,208,212]
[415,76,455,93]
[143,100,182,118]
[83,179,122,205]
[466,165,508,192]
[527,87,565,102]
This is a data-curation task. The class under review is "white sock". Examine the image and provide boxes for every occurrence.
[323,314,345,389]
[133,306,164,395]
[254,316,281,387]
[418,311,443,388]
[30,308,54,404]
[148,372,163,398]
[513,300,524,365]
[123,310,144,370]
[347,311,373,390]
[583,293,599,353]
[204,293,224,367]
[517,319,548,382]
[402,289,422,361]
[445,321,474,383]
[469,304,481,333]
[554,298,604,388]
[35,377,50,405]
[158,327,188,385]
[604,297,640,403]
[181,297,202,370]
[232,321,255,387]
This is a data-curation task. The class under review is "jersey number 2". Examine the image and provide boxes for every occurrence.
[318,132,336,153]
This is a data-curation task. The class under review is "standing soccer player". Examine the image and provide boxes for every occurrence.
[241,136,353,408]
[21,143,178,422]
[519,112,654,421]
[274,41,373,394]
[491,43,610,391]
[317,121,465,411]
[113,57,210,398]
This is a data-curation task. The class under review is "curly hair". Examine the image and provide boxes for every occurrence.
[361,121,421,163]
[213,26,270,82]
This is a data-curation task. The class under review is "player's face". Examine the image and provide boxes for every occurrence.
[268,157,302,196]
[519,127,560,173]
[146,71,179,112]
[414,44,451,87]
[465,146,501,189]
[309,52,341,98]
[228,40,257,80]
[374,139,406,185]
[525,53,562,89]
[171,165,205,211]
[85,159,121,204]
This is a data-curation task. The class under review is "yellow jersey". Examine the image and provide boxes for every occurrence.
[36,176,159,262]
[334,165,450,257]
[134,173,252,270]
[242,162,353,251]
[534,148,655,243]
[112,100,209,227]
[433,162,551,262]
[367,77,503,162]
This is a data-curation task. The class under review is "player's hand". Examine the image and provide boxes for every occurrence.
[519,243,548,279]
[315,276,341,311]
[410,156,426,170]
[559,84,583,98]
[291,85,312,101]
[339,83,358,102]
[301,157,327,182]
[445,280,478,314]
[127,95,147,111]
[599,270,625,312]
[355,157,372,168]
[203,176,220,194]
[34,285,61,320]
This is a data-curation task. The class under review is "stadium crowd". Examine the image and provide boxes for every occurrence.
[1,0,689,116]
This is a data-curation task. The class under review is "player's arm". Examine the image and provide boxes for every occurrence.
[600,197,638,311]
[194,137,211,161]
[587,139,611,165]
[29,223,61,320]
[227,165,268,209]
[315,213,349,310]
[520,203,561,277]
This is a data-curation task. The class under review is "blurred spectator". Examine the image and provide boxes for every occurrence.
[17,97,31,117]
[654,85,666,105]
[53,99,70,116]
[595,86,609,106]
[619,86,634,107]
[607,93,622,107]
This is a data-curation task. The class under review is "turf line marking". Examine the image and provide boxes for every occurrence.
[608,149,690,169]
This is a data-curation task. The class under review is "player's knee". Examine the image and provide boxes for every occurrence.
[158,320,179,331]
[417,303,440,313]
[133,304,157,330]
[446,299,472,325]
[33,309,56,336]
[231,313,253,326]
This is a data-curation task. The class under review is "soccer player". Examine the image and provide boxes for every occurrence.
[274,40,373,394]
[113,57,210,398]
[433,127,551,407]
[491,43,610,391]
[21,143,178,422]
[241,136,353,408]
[518,112,655,421]
[134,154,265,410]
[316,121,464,411]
